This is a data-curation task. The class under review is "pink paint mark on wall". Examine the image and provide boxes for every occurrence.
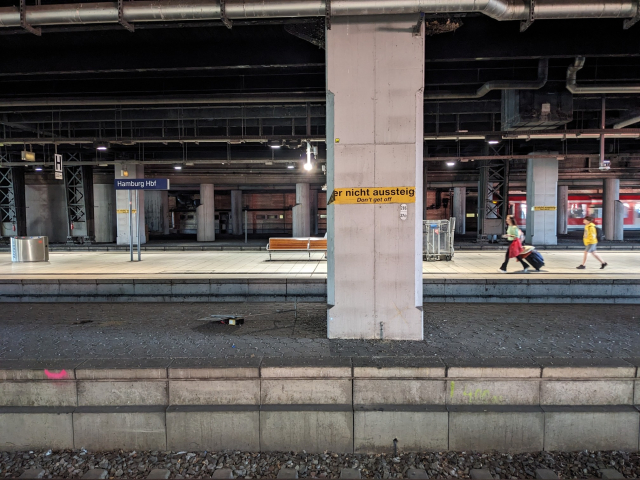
[44,369,67,380]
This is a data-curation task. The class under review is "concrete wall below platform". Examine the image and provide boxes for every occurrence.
[1,278,639,304]
[0,358,639,453]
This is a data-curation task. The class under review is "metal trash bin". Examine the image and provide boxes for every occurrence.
[423,218,455,261]
[10,236,49,262]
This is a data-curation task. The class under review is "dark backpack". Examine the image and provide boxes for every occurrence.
[594,225,605,241]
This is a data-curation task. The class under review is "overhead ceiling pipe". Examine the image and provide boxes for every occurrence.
[0,0,637,28]
[567,57,640,94]
[424,58,548,100]
[614,112,640,129]
[0,93,326,108]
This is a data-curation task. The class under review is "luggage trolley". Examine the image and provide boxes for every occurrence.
[423,218,456,261]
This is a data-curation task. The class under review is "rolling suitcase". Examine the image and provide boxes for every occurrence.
[525,250,545,271]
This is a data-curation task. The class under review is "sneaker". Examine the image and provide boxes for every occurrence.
[498,269,507,273]
[576,265,586,269]
[522,268,529,273]
[600,262,608,269]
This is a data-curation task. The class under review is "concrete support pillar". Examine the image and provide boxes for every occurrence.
[557,185,569,235]
[162,191,170,235]
[292,183,310,237]
[197,184,215,242]
[452,187,466,235]
[25,176,67,243]
[115,163,146,246]
[603,178,620,241]
[310,189,319,236]
[614,200,624,241]
[326,15,424,340]
[231,190,243,236]
[144,190,170,236]
[525,157,558,246]
[94,183,116,243]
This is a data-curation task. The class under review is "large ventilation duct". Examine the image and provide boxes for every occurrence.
[0,0,637,29]
[425,58,548,100]
[567,57,640,94]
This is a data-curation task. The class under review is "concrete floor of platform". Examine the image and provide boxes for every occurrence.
[1,302,639,360]
[0,250,638,279]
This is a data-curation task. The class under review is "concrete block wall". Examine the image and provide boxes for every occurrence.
[0,357,639,453]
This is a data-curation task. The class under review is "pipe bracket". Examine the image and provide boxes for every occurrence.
[117,0,134,32]
[520,0,535,32]
[20,0,41,36]
[623,0,640,29]
[325,0,331,30]
[220,0,233,29]
[412,12,425,36]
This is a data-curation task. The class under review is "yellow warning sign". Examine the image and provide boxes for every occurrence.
[533,206,557,211]
[116,209,137,214]
[328,187,416,205]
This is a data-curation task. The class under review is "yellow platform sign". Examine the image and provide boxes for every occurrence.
[533,206,557,211]
[116,209,137,214]
[328,187,416,205]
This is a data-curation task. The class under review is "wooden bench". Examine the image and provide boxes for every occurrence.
[266,237,327,260]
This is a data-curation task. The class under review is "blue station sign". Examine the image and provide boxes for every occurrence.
[115,179,170,190]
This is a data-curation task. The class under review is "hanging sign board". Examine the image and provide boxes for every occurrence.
[114,179,170,190]
[54,154,63,180]
[532,206,557,211]
[328,186,416,205]
[116,209,137,214]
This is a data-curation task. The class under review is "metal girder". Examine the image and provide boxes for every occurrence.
[63,162,95,244]
[477,160,509,242]
[0,167,26,239]
[624,0,640,29]
[19,0,41,36]
[0,168,16,226]
[117,0,135,32]
[219,0,233,29]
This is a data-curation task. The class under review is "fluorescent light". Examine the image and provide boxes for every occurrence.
[304,162,313,171]
[287,165,295,169]
[446,162,456,166]
[174,164,182,170]
[34,166,43,171]
[97,146,108,151]
[485,134,502,145]
[268,140,282,149]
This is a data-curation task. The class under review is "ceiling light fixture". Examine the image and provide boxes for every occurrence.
[174,164,182,170]
[287,165,295,169]
[94,141,108,151]
[446,161,456,166]
[485,134,502,145]
[268,140,282,149]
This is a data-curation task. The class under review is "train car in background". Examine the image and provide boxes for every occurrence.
[509,194,640,231]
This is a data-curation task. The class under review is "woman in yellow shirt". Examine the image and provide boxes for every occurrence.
[576,215,607,270]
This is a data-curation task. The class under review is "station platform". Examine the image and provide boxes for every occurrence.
[0,249,639,303]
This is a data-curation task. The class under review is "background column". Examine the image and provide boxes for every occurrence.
[326,15,424,340]
[452,187,466,234]
[292,183,310,237]
[231,190,243,236]
[94,179,116,243]
[115,163,146,246]
[525,157,558,246]
[197,184,215,242]
[557,185,569,235]
[310,188,319,236]
[603,178,620,240]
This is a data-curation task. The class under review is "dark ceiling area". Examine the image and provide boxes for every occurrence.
[1,10,640,181]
